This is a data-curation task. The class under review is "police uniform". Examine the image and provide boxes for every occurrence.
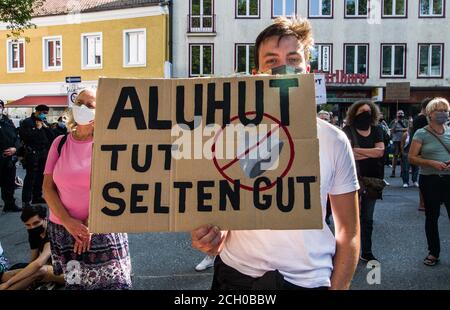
[0,114,20,211]
[19,114,55,206]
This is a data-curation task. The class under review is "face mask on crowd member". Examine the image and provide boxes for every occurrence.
[354,111,372,131]
[37,113,47,121]
[397,111,405,120]
[72,104,95,125]
[20,205,48,249]
[433,111,449,125]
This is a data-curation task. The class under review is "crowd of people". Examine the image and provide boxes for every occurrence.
[0,16,449,290]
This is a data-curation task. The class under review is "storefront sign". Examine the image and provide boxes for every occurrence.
[314,70,367,85]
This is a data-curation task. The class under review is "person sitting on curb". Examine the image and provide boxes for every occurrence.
[0,205,64,290]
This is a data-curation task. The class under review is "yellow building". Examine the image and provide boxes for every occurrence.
[0,0,169,120]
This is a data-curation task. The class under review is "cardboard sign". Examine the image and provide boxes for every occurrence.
[386,82,410,100]
[314,74,327,105]
[89,74,322,233]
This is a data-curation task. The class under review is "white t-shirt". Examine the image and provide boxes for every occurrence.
[220,119,359,288]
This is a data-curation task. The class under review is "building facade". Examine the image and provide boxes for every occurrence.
[0,0,169,120]
[173,0,450,120]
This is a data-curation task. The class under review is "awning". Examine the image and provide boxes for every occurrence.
[6,94,67,108]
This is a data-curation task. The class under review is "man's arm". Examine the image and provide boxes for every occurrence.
[1,243,51,289]
[30,249,39,263]
[329,191,360,290]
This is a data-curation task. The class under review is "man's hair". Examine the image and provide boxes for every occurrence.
[0,99,4,108]
[20,204,47,223]
[421,97,432,111]
[345,100,380,127]
[254,16,314,70]
[35,104,49,112]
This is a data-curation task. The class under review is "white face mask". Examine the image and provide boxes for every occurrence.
[72,105,95,125]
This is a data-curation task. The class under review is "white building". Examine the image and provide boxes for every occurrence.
[172,0,450,119]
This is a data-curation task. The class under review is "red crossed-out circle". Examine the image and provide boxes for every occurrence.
[211,112,295,192]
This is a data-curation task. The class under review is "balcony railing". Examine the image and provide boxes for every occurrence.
[187,14,216,34]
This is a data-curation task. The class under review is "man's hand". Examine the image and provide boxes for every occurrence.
[2,147,16,157]
[0,282,10,290]
[191,225,227,256]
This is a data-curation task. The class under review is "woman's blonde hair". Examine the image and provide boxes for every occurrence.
[426,97,450,117]
[64,88,96,131]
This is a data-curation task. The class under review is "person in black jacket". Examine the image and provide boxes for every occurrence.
[19,105,55,208]
[0,100,21,212]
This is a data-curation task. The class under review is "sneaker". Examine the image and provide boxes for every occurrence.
[403,183,409,188]
[413,182,419,188]
[383,179,390,186]
[195,255,215,272]
[35,282,56,290]
[360,253,379,262]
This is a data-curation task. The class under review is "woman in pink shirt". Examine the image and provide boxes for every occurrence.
[43,89,132,289]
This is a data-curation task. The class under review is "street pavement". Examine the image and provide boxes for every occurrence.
[1,167,449,290]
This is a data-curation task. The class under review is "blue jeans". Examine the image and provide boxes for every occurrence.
[401,154,418,184]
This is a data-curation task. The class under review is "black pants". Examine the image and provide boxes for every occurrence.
[0,156,16,208]
[419,174,450,258]
[22,150,47,204]
[211,256,328,290]
[360,195,377,255]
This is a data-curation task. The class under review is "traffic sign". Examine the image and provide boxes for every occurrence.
[68,91,78,107]
[66,76,82,83]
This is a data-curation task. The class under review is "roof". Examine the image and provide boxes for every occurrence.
[33,0,165,17]
[6,95,68,108]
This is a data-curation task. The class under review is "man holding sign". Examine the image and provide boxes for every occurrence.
[191,17,360,290]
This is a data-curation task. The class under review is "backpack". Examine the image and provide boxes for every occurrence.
[57,134,68,157]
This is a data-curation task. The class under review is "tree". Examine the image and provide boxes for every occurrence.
[0,0,44,39]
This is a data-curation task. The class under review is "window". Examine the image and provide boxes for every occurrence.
[189,0,214,32]
[190,44,213,76]
[235,44,255,74]
[309,0,333,17]
[272,0,296,17]
[310,44,332,73]
[81,33,102,69]
[236,0,259,18]
[43,36,62,71]
[383,0,407,17]
[419,0,444,17]
[345,0,368,17]
[418,44,443,77]
[381,44,406,77]
[7,39,25,72]
[344,44,369,75]
[123,29,146,67]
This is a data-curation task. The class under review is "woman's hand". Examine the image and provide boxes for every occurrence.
[73,234,92,255]
[430,160,448,171]
[62,217,90,244]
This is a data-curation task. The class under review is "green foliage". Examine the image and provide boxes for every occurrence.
[0,0,44,40]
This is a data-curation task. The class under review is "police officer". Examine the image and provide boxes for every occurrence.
[19,105,55,208]
[0,100,21,212]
